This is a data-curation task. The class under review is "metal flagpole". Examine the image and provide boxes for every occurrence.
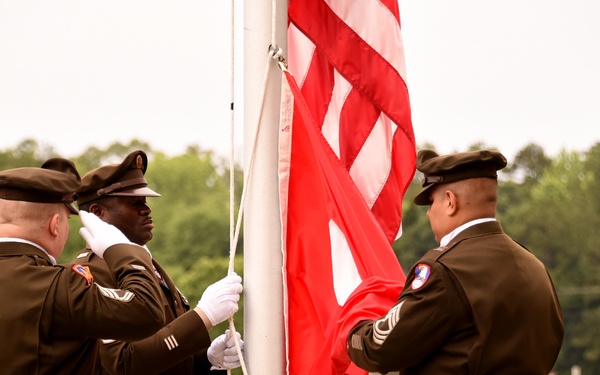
[243,0,287,371]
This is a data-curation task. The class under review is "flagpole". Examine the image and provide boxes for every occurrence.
[243,0,287,371]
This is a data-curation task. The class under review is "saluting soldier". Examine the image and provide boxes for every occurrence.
[73,150,243,374]
[0,158,165,374]
[347,149,564,374]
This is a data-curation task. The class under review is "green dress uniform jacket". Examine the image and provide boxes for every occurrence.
[74,249,223,375]
[348,221,564,374]
[0,241,165,375]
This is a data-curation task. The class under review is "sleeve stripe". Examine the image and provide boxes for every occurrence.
[373,300,404,345]
[96,284,135,302]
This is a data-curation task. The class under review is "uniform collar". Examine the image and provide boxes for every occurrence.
[440,218,496,247]
[0,238,57,264]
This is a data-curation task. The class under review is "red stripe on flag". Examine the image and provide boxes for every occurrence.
[300,49,335,130]
[338,89,379,169]
[371,128,418,241]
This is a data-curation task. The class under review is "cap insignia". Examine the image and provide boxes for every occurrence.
[135,155,143,169]
[411,263,431,290]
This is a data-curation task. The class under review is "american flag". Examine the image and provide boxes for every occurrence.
[282,0,415,373]
[287,0,416,244]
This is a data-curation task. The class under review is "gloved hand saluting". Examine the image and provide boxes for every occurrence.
[196,273,243,326]
[207,330,244,370]
[79,211,133,258]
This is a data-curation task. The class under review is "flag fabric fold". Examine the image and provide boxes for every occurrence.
[279,70,407,375]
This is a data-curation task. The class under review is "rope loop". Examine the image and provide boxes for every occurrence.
[269,44,288,71]
[268,44,282,59]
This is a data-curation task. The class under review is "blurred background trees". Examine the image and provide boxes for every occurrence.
[2,139,598,373]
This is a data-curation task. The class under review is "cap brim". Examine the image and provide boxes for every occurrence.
[109,187,161,198]
[413,184,435,206]
[65,202,80,215]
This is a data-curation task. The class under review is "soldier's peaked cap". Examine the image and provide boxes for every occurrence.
[0,158,81,214]
[77,150,160,206]
[413,149,507,206]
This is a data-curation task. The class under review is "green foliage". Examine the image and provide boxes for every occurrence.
[70,140,154,174]
[0,139,56,169]
[504,142,552,183]
[145,148,243,265]
[393,179,437,272]
[2,139,600,373]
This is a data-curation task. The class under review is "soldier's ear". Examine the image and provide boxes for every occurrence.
[49,213,60,237]
[89,203,105,217]
[445,190,458,216]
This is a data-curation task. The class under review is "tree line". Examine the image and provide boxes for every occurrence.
[1,139,598,374]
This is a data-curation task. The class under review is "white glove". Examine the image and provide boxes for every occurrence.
[207,330,244,370]
[78,211,133,258]
[196,274,243,326]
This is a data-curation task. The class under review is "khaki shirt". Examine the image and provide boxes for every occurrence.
[74,249,219,374]
[348,221,564,374]
[0,241,165,374]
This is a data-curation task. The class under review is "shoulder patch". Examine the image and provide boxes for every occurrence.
[72,264,94,286]
[411,263,431,290]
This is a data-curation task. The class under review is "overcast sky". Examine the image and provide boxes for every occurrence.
[1,0,599,163]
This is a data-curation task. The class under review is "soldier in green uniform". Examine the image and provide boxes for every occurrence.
[74,150,244,374]
[347,149,564,374]
[0,158,166,374]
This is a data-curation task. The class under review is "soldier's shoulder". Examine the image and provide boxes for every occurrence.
[71,248,100,264]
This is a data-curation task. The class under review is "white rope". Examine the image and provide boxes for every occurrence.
[226,0,246,373]
[228,0,237,277]
[225,47,282,375]
[224,0,283,369]
[226,0,246,372]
